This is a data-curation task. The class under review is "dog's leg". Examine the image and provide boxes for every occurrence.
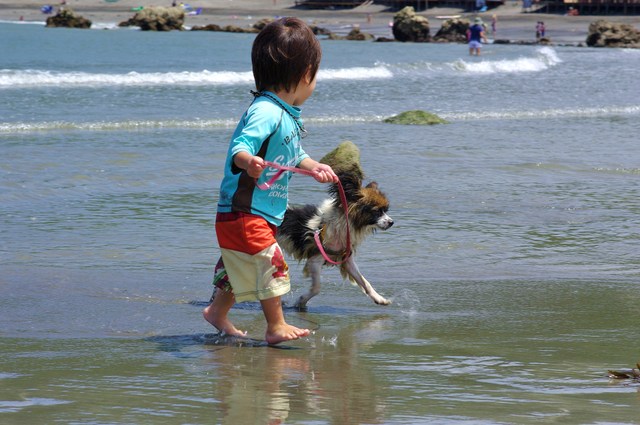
[343,256,391,305]
[294,255,324,310]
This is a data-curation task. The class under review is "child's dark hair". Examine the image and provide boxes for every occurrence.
[252,17,321,93]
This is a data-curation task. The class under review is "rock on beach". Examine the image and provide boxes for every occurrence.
[3,0,639,46]
[45,7,91,29]
[586,19,640,48]
[118,6,185,31]
[392,6,431,43]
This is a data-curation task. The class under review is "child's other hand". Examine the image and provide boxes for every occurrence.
[311,163,339,184]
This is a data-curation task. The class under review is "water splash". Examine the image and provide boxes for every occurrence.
[454,46,562,74]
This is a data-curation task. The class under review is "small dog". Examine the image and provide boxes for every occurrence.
[278,167,394,309]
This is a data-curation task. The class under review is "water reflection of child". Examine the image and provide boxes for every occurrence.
[203,18,338,345]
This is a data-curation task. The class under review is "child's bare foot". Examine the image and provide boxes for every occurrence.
[265,323,310,345]
[203,304,246,338]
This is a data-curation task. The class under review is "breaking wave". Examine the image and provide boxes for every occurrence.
[3,105,638,134]
[452,46,562,74]
[0,65,393,89]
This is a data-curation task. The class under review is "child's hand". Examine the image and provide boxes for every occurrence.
[246,155,266,178]
[310,163,339,184]
[234,152,266,178]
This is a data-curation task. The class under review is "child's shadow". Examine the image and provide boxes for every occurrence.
[146,333,299,355]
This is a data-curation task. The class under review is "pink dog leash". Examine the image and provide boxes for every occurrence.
[257,161,352,265]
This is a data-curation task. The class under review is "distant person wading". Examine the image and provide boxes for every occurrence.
[467,17,488,56]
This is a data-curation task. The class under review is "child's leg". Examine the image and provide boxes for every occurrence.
[261,296,310,345]
[203,288,246,337]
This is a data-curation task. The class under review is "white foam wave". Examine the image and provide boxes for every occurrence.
[0,19,44,26]
[0,118,236,133]
[3,105,637,134]
[318,66,393,80]
[442,105,640,121]
[454,46,562,74]
[91,22,121,30]
[0,115,392,134]
[0,65,392,88]
[0,69,254,88]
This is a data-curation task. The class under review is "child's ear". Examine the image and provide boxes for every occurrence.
[303,67,313,85]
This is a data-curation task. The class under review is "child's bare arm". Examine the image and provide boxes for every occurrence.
[234,151,266,178]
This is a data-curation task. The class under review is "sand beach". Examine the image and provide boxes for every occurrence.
[1,0,638,43]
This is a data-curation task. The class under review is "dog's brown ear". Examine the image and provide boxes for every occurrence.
[365,181,379,190]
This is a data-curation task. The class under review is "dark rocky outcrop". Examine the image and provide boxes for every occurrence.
[191,19,268,33]
[433,18,469,43]
[191,24,257,33]
[327,27,374,41]
[221,24,259,33]
[392,6,430,43]
[586,20,640,48]
[493,38,553,45]
[190,23,222,32]
[252,18,273,31]
[119,6,185,31]
[310,25,333,37]
[191,19,338,37]
[45,8,91,29]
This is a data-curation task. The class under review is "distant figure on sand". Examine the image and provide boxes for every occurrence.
[467,17,488,56]
[203,18,338,345]
[535,21,546,40]
[491,14,497,35]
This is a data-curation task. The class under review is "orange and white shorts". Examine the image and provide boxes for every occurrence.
[213,212,290,303]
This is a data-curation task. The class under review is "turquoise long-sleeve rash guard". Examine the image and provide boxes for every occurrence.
[217,92,309,226]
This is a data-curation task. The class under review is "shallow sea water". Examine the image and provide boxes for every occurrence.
[1,21,639,424]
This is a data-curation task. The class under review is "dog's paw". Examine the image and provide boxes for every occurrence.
[293,297,310,311]
[375,298,392,306]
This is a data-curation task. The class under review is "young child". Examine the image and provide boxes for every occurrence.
[203,17,338,345]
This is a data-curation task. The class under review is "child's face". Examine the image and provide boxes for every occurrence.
[292,71,317,106]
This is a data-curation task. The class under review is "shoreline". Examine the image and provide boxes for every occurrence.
[1,0,638,43]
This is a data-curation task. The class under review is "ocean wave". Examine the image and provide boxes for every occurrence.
[0,119,236,133]
[442,105,640,121]
[378,46,562,78]
[0,397,72,413]
[3,105,637,134]
[453,46,562,74]
[0,69,254,88]
[319,66,393,80]
[0,65,392,89]
[0,115,392,133]
[592,167,640,175]
[0,20,44,26]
